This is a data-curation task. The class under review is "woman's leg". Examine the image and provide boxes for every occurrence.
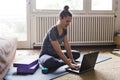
[62,50,80,60]
[38,50,80,73]
[39,54,65,71]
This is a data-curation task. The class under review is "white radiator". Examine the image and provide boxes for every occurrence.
[35,15,115,46]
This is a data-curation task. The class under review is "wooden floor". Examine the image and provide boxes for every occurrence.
[13,45,120,80]
[15,45,115,63]
[16,45,115,53]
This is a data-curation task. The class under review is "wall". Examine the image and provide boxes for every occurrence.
[115,0,120,32]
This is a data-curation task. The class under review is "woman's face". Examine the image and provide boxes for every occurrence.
[60,16,72,29]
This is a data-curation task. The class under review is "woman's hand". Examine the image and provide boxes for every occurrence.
[68,59,80,70]
[68,59,77,65]
[69,63,80,70]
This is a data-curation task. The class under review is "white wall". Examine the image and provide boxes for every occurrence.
[115,0,120,32]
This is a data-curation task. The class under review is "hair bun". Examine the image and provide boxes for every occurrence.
[64,5,69,11]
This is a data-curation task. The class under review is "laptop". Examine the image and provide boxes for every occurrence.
[66,51,99,74]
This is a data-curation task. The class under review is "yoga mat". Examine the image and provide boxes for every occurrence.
[76,54,112,63]
[96,55,112,63]
[4,65,69,80]
[4,55,111,80]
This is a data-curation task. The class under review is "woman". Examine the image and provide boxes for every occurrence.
[39,5,80,73]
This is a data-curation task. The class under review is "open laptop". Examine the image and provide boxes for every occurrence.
[66,51,99,74]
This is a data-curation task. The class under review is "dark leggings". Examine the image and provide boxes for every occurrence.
[39,50,80,71]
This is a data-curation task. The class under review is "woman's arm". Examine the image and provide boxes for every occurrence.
[51,40,79,69]
[51,40,71,66]
[63,35,76,64]
[63,35,73,59]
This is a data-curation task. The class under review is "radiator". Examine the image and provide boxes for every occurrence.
[35,15,115,46]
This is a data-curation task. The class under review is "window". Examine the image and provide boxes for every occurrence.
[36,0,83,10]
[35,0,114,12]
[92,0,112,10]
[0,0,27,41]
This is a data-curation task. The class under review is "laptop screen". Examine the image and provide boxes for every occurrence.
[80,51,99,72]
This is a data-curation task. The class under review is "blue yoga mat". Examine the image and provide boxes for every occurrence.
[5,65,68,80]
[4,55,111,80]
[76,54,112,64]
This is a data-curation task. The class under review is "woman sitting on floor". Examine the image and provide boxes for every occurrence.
[38,5,80,73]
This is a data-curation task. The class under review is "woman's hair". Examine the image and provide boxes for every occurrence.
[59,5,72,19]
